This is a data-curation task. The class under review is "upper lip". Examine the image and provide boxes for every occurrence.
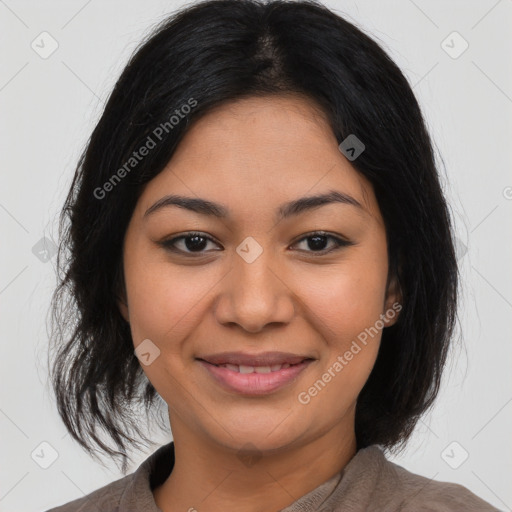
[197,351,314,366]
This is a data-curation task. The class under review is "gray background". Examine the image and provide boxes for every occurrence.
[0,0,511,511]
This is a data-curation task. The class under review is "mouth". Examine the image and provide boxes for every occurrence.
[200,360,311,374]
[196,352,316,395]
[196,351,314,367]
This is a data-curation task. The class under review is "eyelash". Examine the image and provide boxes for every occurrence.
[160,231,354,257]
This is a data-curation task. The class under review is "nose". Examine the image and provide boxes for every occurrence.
[213,243,296,334]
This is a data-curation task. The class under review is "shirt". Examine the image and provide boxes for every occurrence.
[45,441,502,511]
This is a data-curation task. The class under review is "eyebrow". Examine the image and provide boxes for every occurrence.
[143,189,367,222]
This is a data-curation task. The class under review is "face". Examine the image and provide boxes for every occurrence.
[119,94,401,454]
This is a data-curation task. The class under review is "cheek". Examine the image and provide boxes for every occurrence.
[122,239,212,347]
[296,272,386,417]
[296,244,388,388]
[123,248,213,398]
[301,255,388,338]
[126,266,213,347]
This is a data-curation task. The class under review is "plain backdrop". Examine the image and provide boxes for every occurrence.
[1,1,511,511]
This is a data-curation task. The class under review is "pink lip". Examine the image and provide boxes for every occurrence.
[197,359,314,395]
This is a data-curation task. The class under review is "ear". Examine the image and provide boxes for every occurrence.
[118,295,130,323]
[115,271,130,323]
[383,272,402,327]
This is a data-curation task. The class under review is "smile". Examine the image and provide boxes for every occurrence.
[214,362,298,373]
[197,359,314,395]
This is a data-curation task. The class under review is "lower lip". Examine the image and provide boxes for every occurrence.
[197,359,314,395]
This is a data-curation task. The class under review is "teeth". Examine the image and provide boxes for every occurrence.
[217,362,296,373]
[255,366,271,374]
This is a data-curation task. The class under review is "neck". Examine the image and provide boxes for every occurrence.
[154,412,357,512]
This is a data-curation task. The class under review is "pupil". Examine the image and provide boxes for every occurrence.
[308,235,327,251]
[185,235,207,251]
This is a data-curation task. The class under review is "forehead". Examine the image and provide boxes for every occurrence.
[180,94,338,162]
[136,94,379,221]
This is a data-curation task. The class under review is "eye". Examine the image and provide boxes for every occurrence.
[291,231,354,255]
[159,230,354,257]
[160,232,221,255]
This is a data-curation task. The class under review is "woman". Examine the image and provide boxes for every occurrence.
[46,0,500,510]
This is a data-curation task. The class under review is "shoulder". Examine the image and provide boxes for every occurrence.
[363,446,501,511]
[43,473,132,512]
[43,441,173,512]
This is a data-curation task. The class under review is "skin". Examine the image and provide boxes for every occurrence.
[118,94,401,512]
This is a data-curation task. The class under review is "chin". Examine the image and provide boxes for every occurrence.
[203,415,311,455]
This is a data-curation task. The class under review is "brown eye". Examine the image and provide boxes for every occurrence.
[161,232,221,255]
[292,232,354,255]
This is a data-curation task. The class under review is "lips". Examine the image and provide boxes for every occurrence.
[196,351,312,367]
[197,358,314,395]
